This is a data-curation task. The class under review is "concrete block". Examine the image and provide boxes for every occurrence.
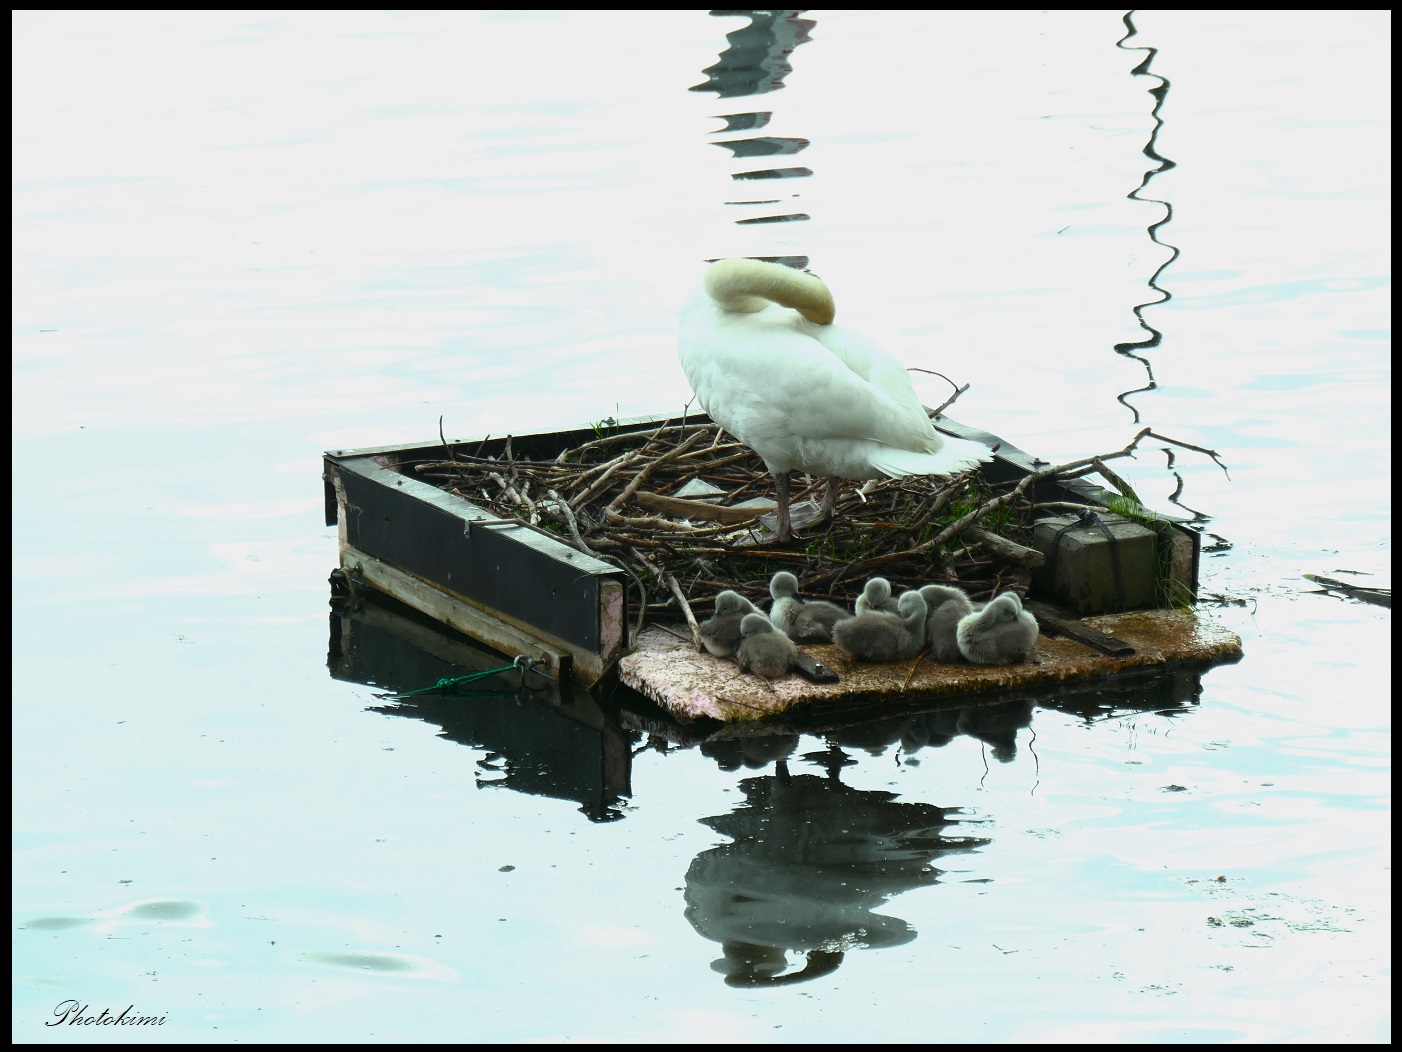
[1031,513,1159,615]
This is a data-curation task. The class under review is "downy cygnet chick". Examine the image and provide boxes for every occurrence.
[699,590,762,658]
[855,576,900,616]
[918,584,975,663]
[833,589,928,662]
[736,613,799,680]
[956,592,1039,665]
[788,598,851,643]
[767,571,806,637]
[768,570,850,642]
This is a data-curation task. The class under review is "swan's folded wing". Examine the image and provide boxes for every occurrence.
[694,321,935,448]
[680,299,992,473]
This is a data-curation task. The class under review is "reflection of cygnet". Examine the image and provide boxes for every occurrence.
[768,571,850,642]
[736,613,799,680]
[833,590,928,662]
[956,592,1039,665]
[700,591,762,657]
[855,576,900,616]
[918,584,975,663]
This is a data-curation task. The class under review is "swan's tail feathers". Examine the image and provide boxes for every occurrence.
[869,436,994,479]
[703,258,836,325]
[936,434,996,470]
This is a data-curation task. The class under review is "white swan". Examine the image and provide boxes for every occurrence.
[956,592,1039,665]
[855,576,900,616]
[678,258,993,541]
[699,590,762,657]
[832,590,928,662]
[918,584,975,663]
[736,612,799,680]
[767,570,851,642]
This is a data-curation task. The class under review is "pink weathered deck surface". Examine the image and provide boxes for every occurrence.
[618,610,1242,723]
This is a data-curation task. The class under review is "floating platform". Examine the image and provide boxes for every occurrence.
[323,412,1242,723]
[620,609,1242,724]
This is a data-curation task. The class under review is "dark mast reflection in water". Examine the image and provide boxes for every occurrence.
[1113,11,1180,422]
[692,10,817,269]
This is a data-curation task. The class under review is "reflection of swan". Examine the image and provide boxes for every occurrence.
[855,576,899,616]
[918,584,975,662]
[684,764,987,985]
[699,590,762,657]
[678,258,992,541]
[956,592,1039,665]
[833,590,928,662]
[736,613,798,680]
[768,571,850,642]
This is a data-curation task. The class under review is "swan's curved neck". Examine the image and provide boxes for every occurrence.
[704,258,836,325]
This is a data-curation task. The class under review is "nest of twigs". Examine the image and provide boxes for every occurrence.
[408,415,1224,644]
[407,411,1229,649]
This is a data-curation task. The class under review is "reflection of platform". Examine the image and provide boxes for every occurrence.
[329,589,636,821]
[327,583,1216,819]
[619,609,1242,723]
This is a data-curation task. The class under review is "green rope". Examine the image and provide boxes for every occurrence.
[390,663,521,698]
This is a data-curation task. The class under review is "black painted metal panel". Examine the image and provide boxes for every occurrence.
[330,455,624,654]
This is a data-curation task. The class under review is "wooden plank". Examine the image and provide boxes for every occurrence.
[1022,600,1136,656]
[339,544,601,682]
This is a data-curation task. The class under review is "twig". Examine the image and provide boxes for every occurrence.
[902,649,931,689]
[665,573,701,647]
[1092,457,1141,506]
[570,450,641,509]
[1142,429,1231,479]
[546,488,600,557]
[909,368,970,418]
[606,429,705,513]
[439,415,458,463]
[556,423,710,465]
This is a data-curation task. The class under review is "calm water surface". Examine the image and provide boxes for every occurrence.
[13,10,1389,1043]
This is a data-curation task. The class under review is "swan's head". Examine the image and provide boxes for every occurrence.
[703,258,836,325]
[769,571,800,601]
[740,612,776,637]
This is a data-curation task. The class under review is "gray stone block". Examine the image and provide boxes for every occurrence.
[1031,513,1159,615]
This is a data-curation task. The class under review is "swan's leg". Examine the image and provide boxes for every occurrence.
[773,471,793,541]
[822,477,838,519]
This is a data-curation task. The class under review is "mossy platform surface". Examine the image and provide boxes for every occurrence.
[618,608,1243,724]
